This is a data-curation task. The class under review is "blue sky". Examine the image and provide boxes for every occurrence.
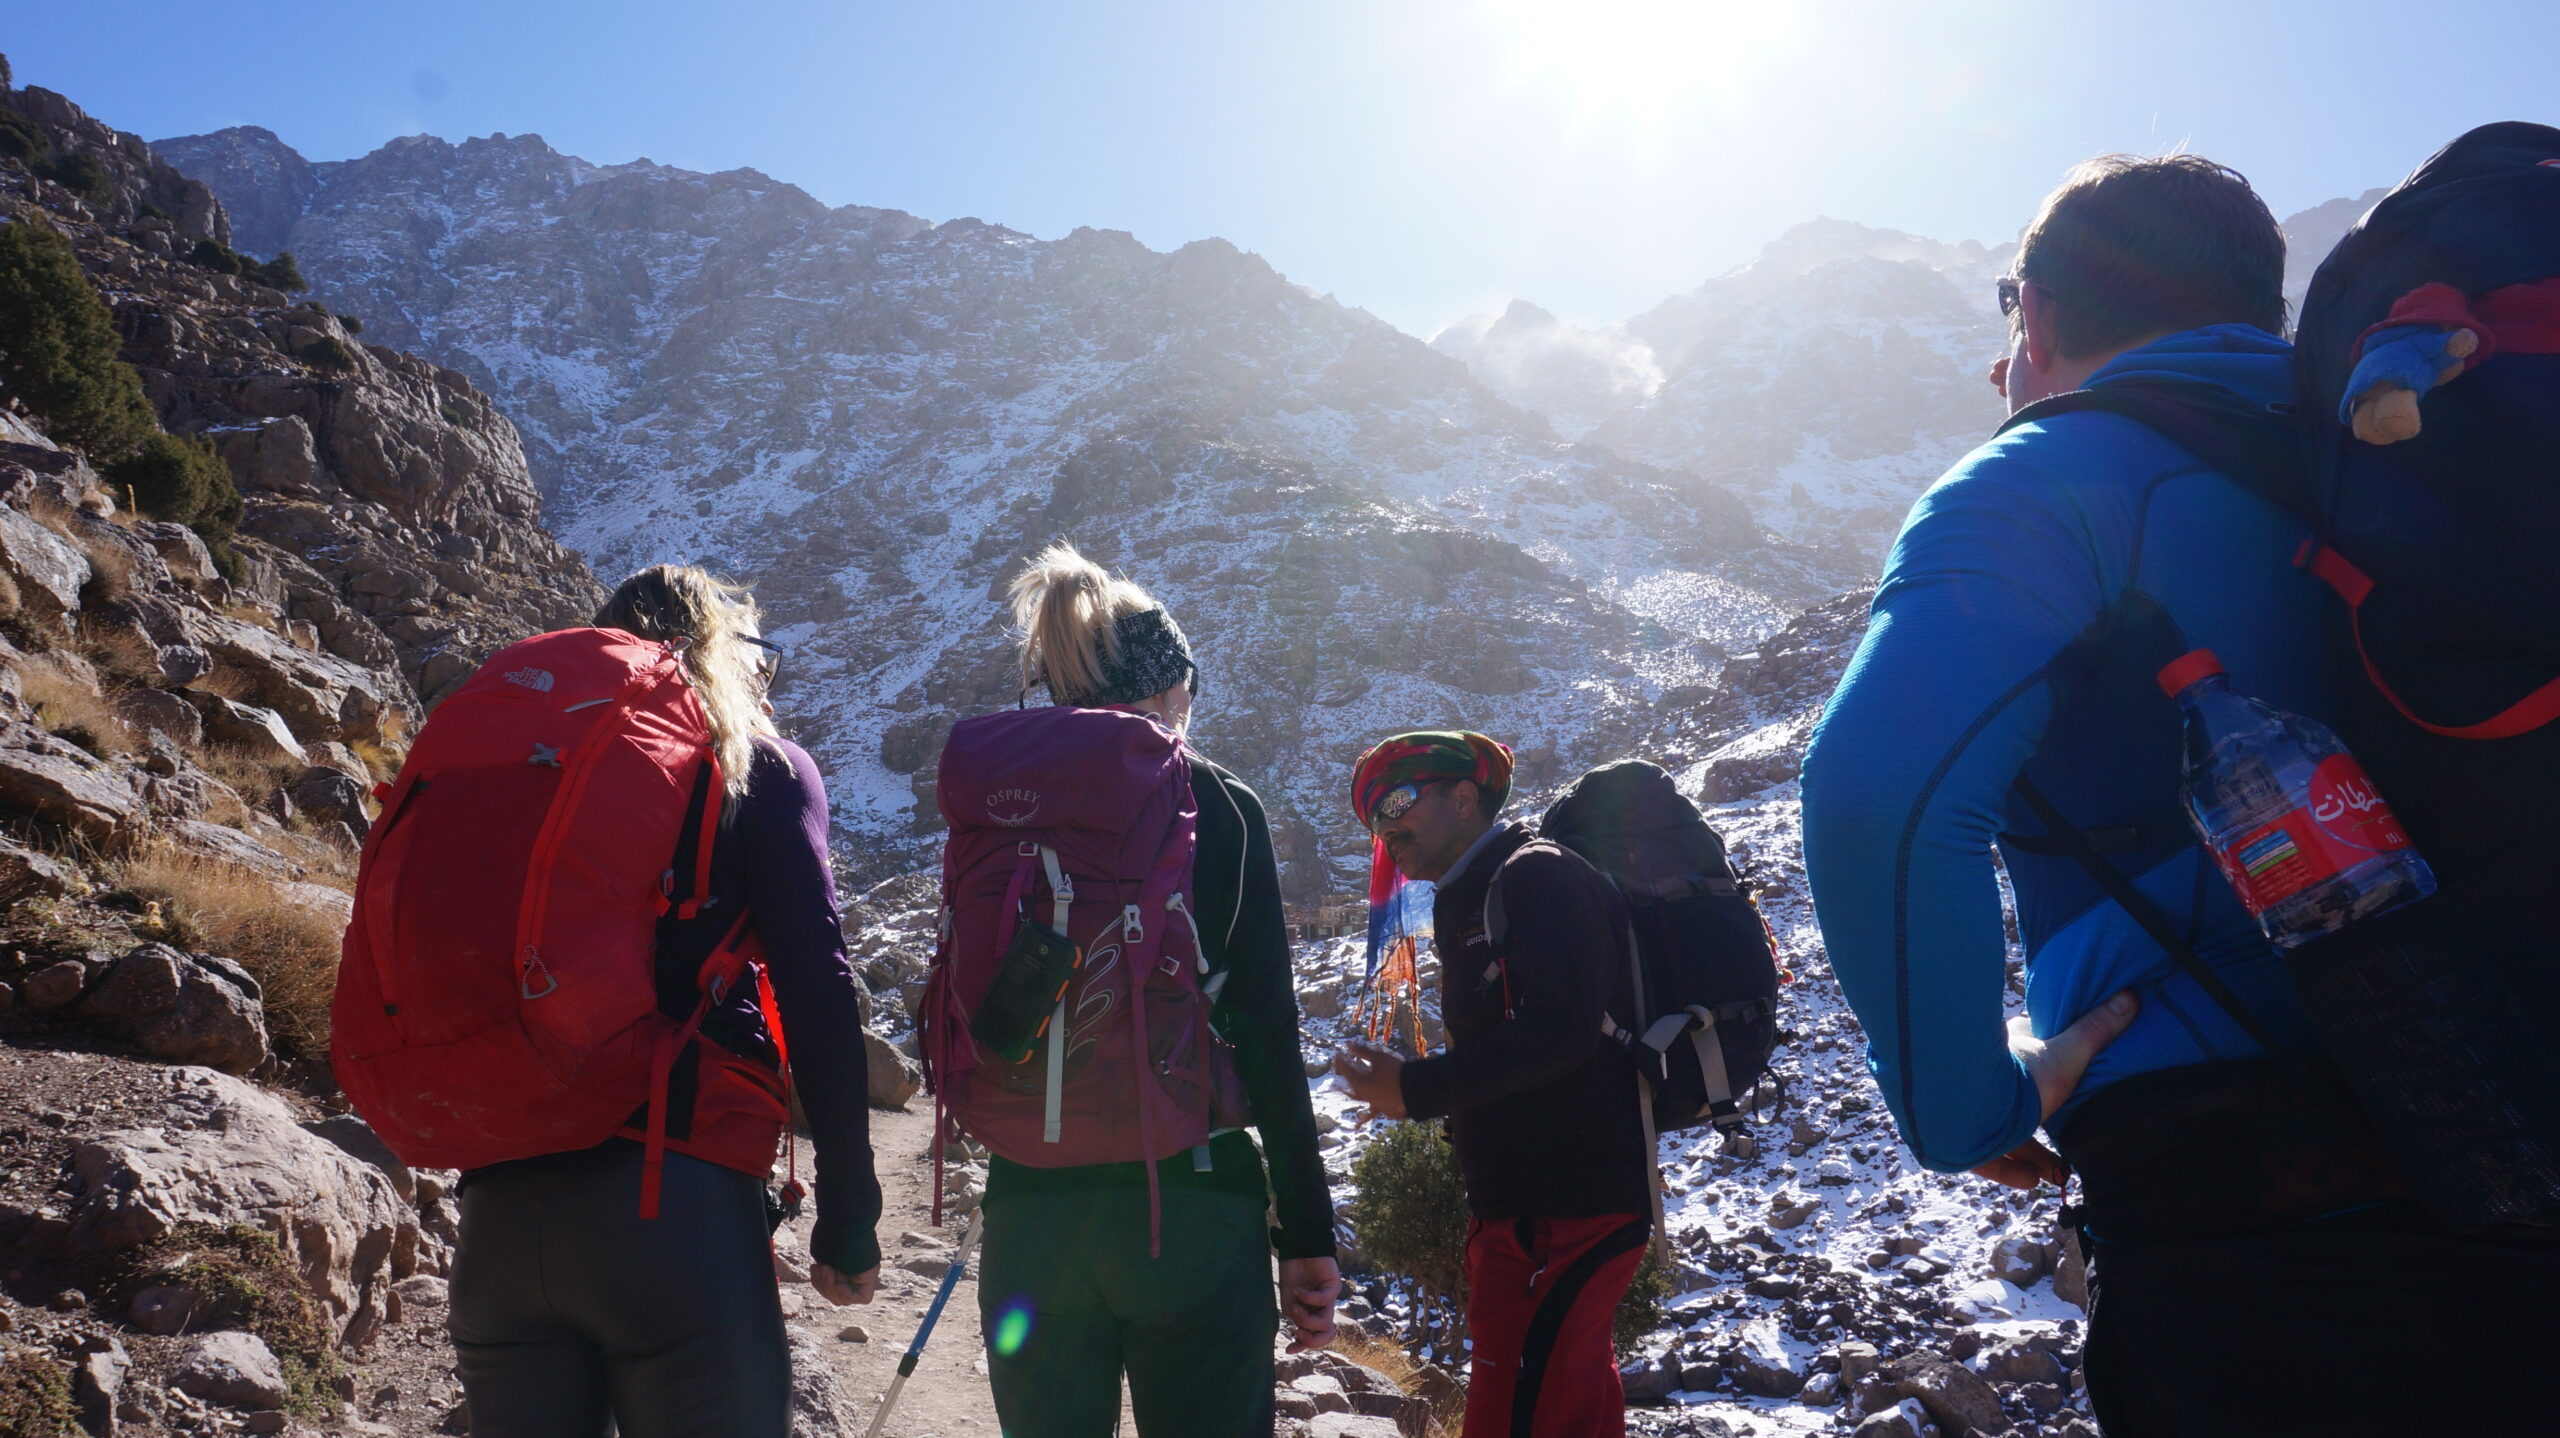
[10,2,2556,337]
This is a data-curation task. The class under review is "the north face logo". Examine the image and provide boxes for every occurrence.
[986,788,1041,826]
[504,668,556,693]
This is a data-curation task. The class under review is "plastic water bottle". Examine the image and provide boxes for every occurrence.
[2160,649,2436,949]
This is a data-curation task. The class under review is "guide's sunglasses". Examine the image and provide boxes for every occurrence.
[742,635,783,689]
[1995,274,2045,321]
[1368,779,1447,835]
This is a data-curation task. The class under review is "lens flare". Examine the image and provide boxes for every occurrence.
[992,1301,1034,1358]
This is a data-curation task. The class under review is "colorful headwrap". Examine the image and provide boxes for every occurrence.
[1349,731,1514,1054]
[1349,730,1515,831]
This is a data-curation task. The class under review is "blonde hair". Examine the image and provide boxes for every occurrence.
[596,564,778,796]
[1008,541,1159,705]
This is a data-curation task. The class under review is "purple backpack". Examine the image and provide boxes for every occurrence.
[922,707,1248,1250]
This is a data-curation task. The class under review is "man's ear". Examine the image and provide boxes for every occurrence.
[1449,779,1481,824]
[2018,282,2063,373]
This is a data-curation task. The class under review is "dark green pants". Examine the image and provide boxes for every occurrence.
[977,1185,1277,1438]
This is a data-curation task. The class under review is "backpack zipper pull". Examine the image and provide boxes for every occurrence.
[1122,904,1144,942]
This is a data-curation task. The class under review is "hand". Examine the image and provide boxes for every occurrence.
[1278,1257,1343,1353]
[1968,990,2139,1191]
[811,1263,879,1306]
[1332,1042,1408,1121]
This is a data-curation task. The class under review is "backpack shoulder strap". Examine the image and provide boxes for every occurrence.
[1997,378,2317,527]
[2010,777,2284,1055]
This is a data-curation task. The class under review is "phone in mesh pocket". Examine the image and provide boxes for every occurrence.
[970,917,1082,1064]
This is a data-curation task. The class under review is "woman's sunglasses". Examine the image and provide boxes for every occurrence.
[742,635,783,689]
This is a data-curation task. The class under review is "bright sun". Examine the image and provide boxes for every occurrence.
[1482,0,1807,130]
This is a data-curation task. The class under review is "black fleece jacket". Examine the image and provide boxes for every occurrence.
[985,756,1336,1260]
[1398,821,1650,1219]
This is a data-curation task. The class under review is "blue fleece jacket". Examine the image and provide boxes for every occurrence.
[1801,325,2333,1173]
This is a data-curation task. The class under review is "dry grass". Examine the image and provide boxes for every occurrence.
[113,845,348,1059]
[349,707,409,785]
[20,662,138,758]
[195,742,302,812]
[1332,1328,1464,1438]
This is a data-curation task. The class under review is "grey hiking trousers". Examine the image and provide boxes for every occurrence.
[449,1142,789,1438]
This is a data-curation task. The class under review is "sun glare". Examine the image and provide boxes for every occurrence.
[1483,0,1806,131]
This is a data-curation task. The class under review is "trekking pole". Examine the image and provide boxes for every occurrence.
[862,1207,987,1438]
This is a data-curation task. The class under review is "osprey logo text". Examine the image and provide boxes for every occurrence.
[986,788,1042,826]
[504,667,556,693]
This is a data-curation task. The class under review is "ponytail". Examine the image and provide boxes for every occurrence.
[1008,542,1159,704]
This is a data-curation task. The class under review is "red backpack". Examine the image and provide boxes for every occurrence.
[921,707,1248,1252]
[333,628,789,1216]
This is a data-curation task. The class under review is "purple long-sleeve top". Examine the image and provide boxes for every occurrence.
[724,737,882,1275]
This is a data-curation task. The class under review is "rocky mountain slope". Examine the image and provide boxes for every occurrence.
[1433,182,2387,575]
[155,125,1845,902]
[1433,221,2012,564]
[0,74,613,1437]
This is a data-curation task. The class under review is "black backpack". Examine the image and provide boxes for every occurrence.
[1996,122,2560,1226]
[1489,760,1782,1133]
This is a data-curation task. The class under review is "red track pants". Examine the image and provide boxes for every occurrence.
[1460,1213,1650,1438]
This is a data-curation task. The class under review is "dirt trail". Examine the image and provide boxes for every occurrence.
[786,1104,1142,1438]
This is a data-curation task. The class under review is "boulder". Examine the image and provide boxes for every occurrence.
[116,687,204,747]
[0,721,141,841]
[0,833,76,900]
[1730,1323,1807,1397]
[193,620,387,744]
[303,1114,415,1204]
[1948,1278,2025,1325]
[68,1067,418,1318]
[1889,1353,2009,1436]
[171,1331,288,1411]
[72,1335,128,1436]
[1986,1235,2053,1286]
[288,765,369,836]
[865,1028,922,1110]
[22,957,94,1009]
[1308,1419,1402,1438]
[154,643,213,685]
[129,1280,205,1335]
[0,507,91,624]
[2053,1222,2089,1312]
[1855,1399,1937,1438]
[163,820,294,877]
[1768,1189,1822,1229]
[1979,1338,2066,1388]
[188,695,303,767]
[212,415,319,498]
[76,942,270,1074]
[785,1327,862,1438]
[132,520,218,587]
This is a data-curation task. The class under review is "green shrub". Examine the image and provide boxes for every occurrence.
[37,151,109,207]
[0,1351,78,1437]
[298,334,355,371]
[0,53,13,89]
[0,110,43,164]
[335,311,362,334]
[247,251,306,292]
[0,219,155,457]
[136,1225,343,1416]
[1349,1118,1472,1353]
[104,431,241,571]
[1614,1244,1667,1359]
[186,237,242,275]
